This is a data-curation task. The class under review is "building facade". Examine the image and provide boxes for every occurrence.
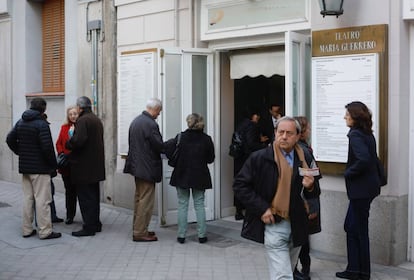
[1,0,414,266]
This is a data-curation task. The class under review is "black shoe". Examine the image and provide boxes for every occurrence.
[72,229,95,237]
[41,232,62,240]
[294,268,311,280]
[235,212,244,220]
[198,237,207,243]
[177,237,185,244]
[335,271,359,280]
[52,217,64,223]
[23,229,37,238]
[65,218,73,225]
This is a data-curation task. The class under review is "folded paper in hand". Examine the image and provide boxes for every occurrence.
[299,167,320,177]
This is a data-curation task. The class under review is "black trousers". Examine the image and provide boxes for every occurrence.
[76,182,101,233]
[344,198,373,277]
[62,175,77,219]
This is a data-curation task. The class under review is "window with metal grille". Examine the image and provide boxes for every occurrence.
[42,0,64,92]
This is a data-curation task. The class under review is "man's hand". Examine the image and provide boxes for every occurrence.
[302,175,314,190]
[261,208,275,224]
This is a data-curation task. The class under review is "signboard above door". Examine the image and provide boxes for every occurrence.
[200,0,309,41]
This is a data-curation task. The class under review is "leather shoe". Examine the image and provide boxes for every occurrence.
[133,235,158,242]
[52,217,64,223]
[235,212,244,221]
[23,229,37,238]
[335,271,359,280]
[65,218,73,225]
[177,237,185,244]
[72,229,95,237]
[294,268,311,280]
[199,237,208,243]
[41,232,62,239]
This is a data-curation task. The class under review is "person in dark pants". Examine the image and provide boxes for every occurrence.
[56,105,79,224]
[293,116,322,280]
[233,109,268,220]
[66,96,105,237]
[335,101,381,280]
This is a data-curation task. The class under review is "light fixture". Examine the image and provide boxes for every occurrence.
[318,0,344,17]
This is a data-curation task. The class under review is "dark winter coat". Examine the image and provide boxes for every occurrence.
[233,145,320,246]
[297,139,322,235]
[234,118,267,175]
[166,129,215,190]
[66,109,105,184]
[123,111,164,183]
[6,109,57,174]
[345,128,381,199]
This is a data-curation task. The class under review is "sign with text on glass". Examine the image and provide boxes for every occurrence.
[311,53,379,163]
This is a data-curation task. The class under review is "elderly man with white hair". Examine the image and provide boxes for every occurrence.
[124,98,164,242]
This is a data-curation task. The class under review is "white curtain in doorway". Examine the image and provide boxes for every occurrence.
[229,51,285,79]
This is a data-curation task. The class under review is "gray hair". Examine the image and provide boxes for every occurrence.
[146,98,162,110]
[76,96,92,109]
[186,113,204,130]
[275,116,301,135]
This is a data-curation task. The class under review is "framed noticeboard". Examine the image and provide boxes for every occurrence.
[117,49,157,156]
[311,25,388,174]
[311,53,379,163]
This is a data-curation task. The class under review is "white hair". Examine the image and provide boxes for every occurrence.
[146,98,162,110]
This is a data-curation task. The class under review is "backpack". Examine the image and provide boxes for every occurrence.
[229,131,244,158]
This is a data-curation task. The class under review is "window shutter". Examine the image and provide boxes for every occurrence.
[42,0,64,92]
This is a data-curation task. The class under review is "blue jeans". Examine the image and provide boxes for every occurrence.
[176,187,206,238]
[264,220,301,280]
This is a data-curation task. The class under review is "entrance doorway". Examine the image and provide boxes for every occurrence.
[234,75,285,128]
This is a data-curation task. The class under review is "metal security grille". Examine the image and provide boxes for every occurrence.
[42,0,65,92]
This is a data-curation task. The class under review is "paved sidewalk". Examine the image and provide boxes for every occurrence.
[0,180,412,280]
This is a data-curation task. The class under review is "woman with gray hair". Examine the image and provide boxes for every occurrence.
[165,113,215,244]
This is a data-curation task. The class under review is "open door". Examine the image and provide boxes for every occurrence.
[285,31,311,117]
[159,48,214,226]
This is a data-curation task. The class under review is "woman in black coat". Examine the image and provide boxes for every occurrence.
[336,101,381,280]
[166,113,215,244]
[233,109,268,220]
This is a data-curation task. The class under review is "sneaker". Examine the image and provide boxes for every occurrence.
[41,232,62,240]
[177,237,185,244]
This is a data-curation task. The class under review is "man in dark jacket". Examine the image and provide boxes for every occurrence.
[124,98,164,242]
[233,116,320,280]
[66,96,105,237]
[6,98,61,240]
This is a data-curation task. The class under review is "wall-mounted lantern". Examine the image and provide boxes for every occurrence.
[318,0,344,17]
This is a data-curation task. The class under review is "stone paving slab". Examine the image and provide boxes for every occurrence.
[0,180,413,280]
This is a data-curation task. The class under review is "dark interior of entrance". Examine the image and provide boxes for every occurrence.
[234,75,285,127]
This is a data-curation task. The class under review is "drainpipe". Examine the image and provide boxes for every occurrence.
[174,0,178,46]
[87,20,101,115]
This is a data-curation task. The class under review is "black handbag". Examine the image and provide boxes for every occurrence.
[168,133,181,167]
[56,153,69,168]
